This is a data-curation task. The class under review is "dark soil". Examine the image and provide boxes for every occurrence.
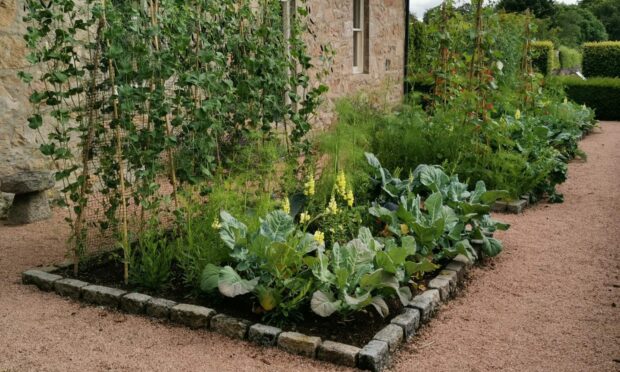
[58,252,411,347]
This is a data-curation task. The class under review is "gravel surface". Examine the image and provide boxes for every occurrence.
[1,122,618,372]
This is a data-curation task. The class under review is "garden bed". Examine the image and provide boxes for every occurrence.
[55,251,405,347]
[22,251,474,372]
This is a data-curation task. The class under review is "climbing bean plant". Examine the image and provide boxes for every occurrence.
[20,0,329,280]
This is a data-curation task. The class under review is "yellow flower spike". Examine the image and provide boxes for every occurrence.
[282,197,290,214]
[336,170,347,196]
[304,173,315,196]
[563,97,568,104]
[314,230,325,245]
[346,189,354,207]
[211,217,221,230]
[515,109,521,120]
[300,211,311,224]
[327,195,339,214]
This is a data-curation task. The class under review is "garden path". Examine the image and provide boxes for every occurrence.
[1,123,618,372]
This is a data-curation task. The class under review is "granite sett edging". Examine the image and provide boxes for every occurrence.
[22,253,476,371]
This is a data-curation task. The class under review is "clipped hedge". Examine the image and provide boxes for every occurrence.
[532,41,557,75]
[556,76,620,120]
[558,46,582,71]
[582,42,620,78]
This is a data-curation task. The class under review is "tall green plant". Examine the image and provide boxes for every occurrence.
[21,0,329,281]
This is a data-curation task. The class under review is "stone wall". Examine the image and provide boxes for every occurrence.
[0,0,47,215]
[0,0,406,215]
[305,0,406,126]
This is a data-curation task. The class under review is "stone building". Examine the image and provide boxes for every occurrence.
[304,0,408,124]
[0,0,409,215]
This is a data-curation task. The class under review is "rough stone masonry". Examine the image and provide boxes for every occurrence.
[0,0,407,216]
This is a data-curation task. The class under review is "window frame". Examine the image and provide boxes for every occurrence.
[352,0,369,74]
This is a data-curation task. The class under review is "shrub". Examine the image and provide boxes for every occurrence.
[531,41,557,75]
[556,76,620,120]
[558,46,582,70]
[582,41,620,77]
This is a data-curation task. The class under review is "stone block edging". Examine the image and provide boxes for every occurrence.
[492,196,530,214]
[22,253,475,371]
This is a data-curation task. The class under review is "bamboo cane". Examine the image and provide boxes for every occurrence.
[102,0,130,285]
[72,16,105,276]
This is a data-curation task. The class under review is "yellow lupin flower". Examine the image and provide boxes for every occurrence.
[282,197,290,214]
[346,189,354,207]
[304,173,315,196]
[336,170,347,197]
[326,195,339,214]
[314,230,325,245]
[564,97,568,104]
[211,217,221,230]
[299,211,311,224]
[515,109,521,120]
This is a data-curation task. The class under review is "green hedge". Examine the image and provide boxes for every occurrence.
[532,41,557,75]
[558,46,582,70]
[556,76,620,120]
[582,42,620,78]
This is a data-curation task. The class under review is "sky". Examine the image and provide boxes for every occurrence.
[410,0,580,19]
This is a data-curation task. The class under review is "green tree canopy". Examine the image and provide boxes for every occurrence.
[552,5,608,47]
[496,0,556,18]
[580,0,620,41]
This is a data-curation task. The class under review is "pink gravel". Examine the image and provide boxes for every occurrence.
[1,123,619,372]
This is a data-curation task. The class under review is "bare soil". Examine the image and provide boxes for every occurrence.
[56,255,400,347]
[1,122,619,372]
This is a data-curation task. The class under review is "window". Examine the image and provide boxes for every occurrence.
[353,0,368,74]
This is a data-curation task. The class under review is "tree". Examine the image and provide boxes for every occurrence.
[552,5,608,47]
[496,0,556,18]
[580,0,620,41]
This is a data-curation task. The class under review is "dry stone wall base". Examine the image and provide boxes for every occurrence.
[317,340,360,367]
[21,252,481,371]
[277,332,321,358]
[248,324,282,346]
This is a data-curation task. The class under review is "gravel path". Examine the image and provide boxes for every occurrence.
[1,122,618,372]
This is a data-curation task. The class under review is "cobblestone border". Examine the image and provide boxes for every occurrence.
[492,196,530,214]
[22,253,477,371]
